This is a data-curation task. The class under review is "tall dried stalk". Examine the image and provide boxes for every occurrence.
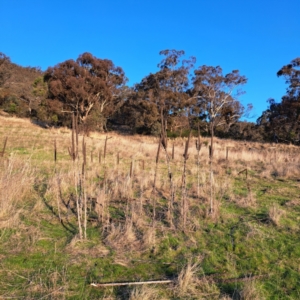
[238,167,253,205]
[226,147,229,160]
[196,125,202,199]
[152,138,161,227]
[102,136,111,194]
[98,150,102,164]
[0,136,8,157]
[55,174,62,223]
[126,159,134,221]
[104,136,108,163]
[139,160,145,214]
[81,136,87,239]
[68,113,79,161]
[181,131,191,230]
[160,111,174,227]
[209,145,214,214]
[74,170,83,239]
[129,160,134,178]
[54,139,57,163]
[141,159,145,170]
[83,169,87,239]
[67,114,84,238]
[172,142,175,160]
[82,136,87,168]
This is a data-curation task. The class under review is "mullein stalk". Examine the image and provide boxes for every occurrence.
[196,125,202,199]
[152,137,161,227]
[160,110,174,227]
[182,131,191,230]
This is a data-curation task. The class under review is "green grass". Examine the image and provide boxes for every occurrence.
[0,118,300,299]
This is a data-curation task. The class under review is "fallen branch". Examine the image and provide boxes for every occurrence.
[91,279,173,287]
[90,273,269,288]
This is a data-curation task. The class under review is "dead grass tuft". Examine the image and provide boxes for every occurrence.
[239,278,265,300]
[0,156,35,228]
[176,260,221,298]
[129,285,160,300]
[142,226,156,249]
[176,259,199,296]
[268,204,285,226]
[104,222,140,251]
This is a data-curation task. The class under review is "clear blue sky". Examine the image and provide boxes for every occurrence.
[1,0,299,121]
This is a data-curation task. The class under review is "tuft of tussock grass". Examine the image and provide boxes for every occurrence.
[142,226,156,249]
[104,222,139,251]
[176,259,220,299]
[129,285,160,300]
[239,278,265,300]
[268,203,285,226]
[176,259,200,296]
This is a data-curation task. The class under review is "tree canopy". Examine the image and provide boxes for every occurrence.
[277,57,300,99]
[2,49,300,144]
[44,52,127,129]
[120,50,196,134]
[189,66,247,156]
[257,57,300,143]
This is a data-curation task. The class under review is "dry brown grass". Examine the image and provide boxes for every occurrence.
[268,204,286,226]
[1,115,299,233]
[176,259,200,296]
[104,222,141,251]
[0,156,35,228]
[175,259,221,299]
[239,278,265,300]
[141,226,156,250]
[0,120,298,210]
[129,285,161,300]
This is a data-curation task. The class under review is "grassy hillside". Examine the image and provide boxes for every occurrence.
[0,116,299,299]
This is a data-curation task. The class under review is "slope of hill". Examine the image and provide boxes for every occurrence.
[0,116,299,299]
[0,60,43,117]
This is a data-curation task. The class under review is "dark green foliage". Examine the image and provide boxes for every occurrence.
[255,58,300,144]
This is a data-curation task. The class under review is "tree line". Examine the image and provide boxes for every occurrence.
[0,50,299,144]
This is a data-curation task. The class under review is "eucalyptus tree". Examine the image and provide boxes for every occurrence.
[257,58,300,143]
[191,65,247,157]
[44,52,127,130]
[277,57,300,98]
[126,50,195,133]
[189,65,247,214]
